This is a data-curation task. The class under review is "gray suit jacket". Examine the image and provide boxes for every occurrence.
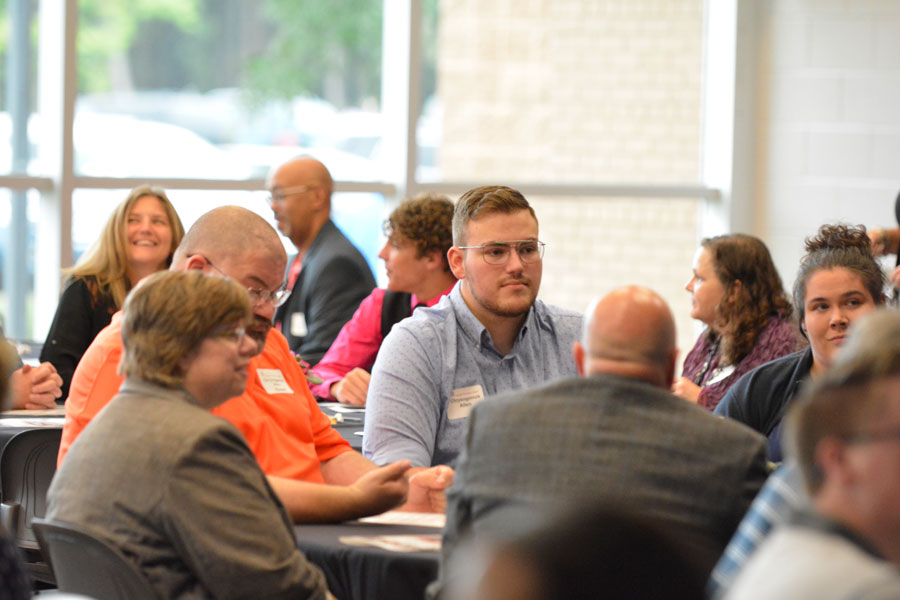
[48,378,328,600]
[441,374,769,572]
[276,219,375,365]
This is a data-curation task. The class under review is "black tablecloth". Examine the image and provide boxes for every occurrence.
[295,521,440,600]
[318,405,364,451]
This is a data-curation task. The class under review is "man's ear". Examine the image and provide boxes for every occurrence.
[311,187,329,211]
[815,437,853,487]
[423,249,443,272]
[448,247,466,280]
[184,255,207,272]
[573,342,585,377]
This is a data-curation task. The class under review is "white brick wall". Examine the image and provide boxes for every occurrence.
[754,0,900,292]
[438,0,706,358]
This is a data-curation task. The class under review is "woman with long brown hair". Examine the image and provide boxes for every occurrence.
[674,234,804,410]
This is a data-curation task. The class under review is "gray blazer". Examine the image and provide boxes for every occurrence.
[48,378,328,600]
[441,374,769,572]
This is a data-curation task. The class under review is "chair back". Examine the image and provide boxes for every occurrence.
[32,518,157,600]
[0,427,61,550]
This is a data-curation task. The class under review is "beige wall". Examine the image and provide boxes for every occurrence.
[437,0,706,358]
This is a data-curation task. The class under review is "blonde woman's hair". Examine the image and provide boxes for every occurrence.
[67,185,184,309]
[119,270,252,388]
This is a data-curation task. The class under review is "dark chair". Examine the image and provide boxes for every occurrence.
[0,427,62,584]
[32,518,156,600]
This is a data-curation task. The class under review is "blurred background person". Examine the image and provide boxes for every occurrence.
[40,185,184,400]
[48,270,330,599]
[716,224,886,462]
[0,336,35,598]
[267,156,376,365]
[311,193,457,404]
[1,330,62,409]
[674,234,803,410]
[866,189,900,297]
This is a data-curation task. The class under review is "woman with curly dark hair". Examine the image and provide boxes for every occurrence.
[715,224,886,461]
[674,234,804,411]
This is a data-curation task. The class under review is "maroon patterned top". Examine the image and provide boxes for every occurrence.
[681,315,806,411]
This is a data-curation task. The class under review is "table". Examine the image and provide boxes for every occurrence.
[318,404,365,451]
[295,520,441,600]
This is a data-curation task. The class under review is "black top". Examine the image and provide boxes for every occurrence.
[40,277,117,401]
[380,291,412,338]
[714,347,814,462]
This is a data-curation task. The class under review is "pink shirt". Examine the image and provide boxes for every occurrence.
[310,284,454,400]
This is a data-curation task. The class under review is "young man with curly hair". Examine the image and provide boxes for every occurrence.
[311,193,458,404]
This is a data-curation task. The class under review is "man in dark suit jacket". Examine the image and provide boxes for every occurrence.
[439,286,769,588]
[267,157,376,364]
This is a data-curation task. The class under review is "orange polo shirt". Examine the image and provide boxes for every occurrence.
[59,312,352,482]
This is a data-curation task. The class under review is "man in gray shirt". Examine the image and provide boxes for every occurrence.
[363,185,582,469]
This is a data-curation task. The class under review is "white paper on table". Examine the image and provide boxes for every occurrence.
[339,534,441,553]
[0,417,63,427]
[0,406,66,417]
[358,511,446,528]
[319,402,366,414]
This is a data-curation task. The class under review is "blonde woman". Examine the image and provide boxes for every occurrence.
[41,185,184,399]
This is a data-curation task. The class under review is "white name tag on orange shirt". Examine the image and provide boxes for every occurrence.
[258,369,293,395]
[448,385,484,420]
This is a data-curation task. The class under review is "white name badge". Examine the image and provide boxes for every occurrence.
[707,365,736,385]
[290,312,308,337]
[257,369,294,395]
[448,385,485,420]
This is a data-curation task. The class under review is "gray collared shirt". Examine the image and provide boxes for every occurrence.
[363,282,583,467]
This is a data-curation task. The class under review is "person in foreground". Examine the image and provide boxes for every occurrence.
[724,309,900,599]
[48,271,331,599]
[364,185,583,468]
[310,193,457,404]
[59,206,451,523]
[41,185,184,399]
[716,224,885,461]
[445,504,707,600]
[674,234,803,410]
[267,156,376,363]
[437,286,769,594]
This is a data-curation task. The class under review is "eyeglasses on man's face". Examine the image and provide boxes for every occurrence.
[457,240,546,265]
[200,256,291,308]
[265,185,317,208]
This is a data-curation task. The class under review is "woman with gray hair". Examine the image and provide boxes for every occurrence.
[46,270,330,599]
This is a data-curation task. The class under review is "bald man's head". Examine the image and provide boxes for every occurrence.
[267,156,334,199]
[171,206,288,354]
[266,156,334,250]
[172,206,286,271]
[573,286,678,388]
